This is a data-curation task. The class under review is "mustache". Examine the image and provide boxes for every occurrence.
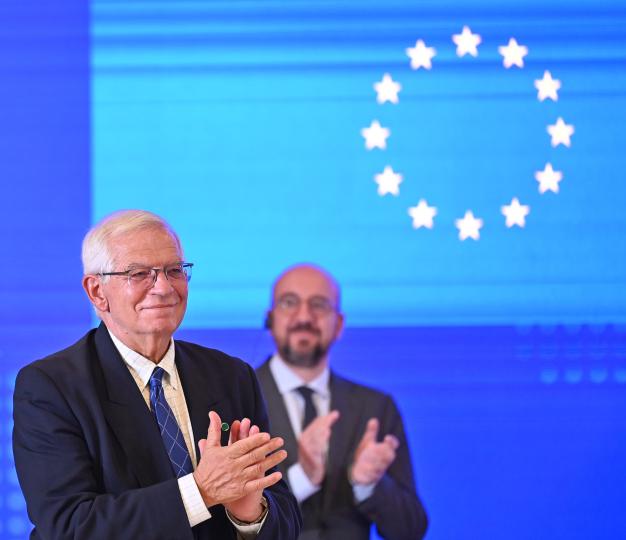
[287,322,320,334]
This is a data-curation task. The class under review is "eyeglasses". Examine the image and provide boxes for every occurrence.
[99,262,193,289]
[274,293,336,317]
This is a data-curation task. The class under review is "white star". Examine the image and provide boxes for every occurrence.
[501,197,530,227]
[498,38,528,68]
[374,166,403,196]
[406,39,436,70]
[547,117,574,147]
[374,73,402,104]
[408,199,437,229]
[361,120,390,150]
[535,163,563,193]
[452,26,482,57]
[455,210,483,241]
[534,71,561,101]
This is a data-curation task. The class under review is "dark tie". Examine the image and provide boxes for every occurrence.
[149,366,193,478]
[296,386,318,431]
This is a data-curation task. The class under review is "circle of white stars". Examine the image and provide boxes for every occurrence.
[362,27,575,241]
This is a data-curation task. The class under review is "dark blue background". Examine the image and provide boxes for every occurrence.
[1,1,625,539]
[0,2,91,537]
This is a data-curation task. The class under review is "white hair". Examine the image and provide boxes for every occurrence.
[81,209,182,275]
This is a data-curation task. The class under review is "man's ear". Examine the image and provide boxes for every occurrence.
[333,312,345,341]
[264,311,273,330]
[82,275,109,313]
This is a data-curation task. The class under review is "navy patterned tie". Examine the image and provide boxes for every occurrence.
[149,367,193,478]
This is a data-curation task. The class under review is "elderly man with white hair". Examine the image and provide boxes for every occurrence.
[12,209,301,540]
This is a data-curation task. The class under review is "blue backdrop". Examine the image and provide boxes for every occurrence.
[1,1,625,538]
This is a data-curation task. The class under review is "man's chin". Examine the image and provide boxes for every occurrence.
[137,314,184,335]
[281,345,325,369]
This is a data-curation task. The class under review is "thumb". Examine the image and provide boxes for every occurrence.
[360,418,379,446]
[206,411,223,447]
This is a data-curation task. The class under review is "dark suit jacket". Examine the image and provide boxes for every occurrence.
[12,324,301,540]
[256,360,428,540]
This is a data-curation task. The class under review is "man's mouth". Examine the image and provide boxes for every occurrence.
[288,324,320,336]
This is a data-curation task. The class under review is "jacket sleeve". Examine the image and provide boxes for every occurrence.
[12,364,194,540]
[355,395,428,540]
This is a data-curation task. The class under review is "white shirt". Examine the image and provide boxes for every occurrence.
[108,331,264,538]
[269,355,375,503]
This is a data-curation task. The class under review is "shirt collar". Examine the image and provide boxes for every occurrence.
[269,353,330,399]
[108,329,178,390]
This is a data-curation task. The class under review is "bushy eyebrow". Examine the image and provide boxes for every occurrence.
[122,260,184,270]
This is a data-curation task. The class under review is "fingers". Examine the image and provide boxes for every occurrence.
[265,448,288,469]
[303,410,340,436]
[377,442,397,465]
[206,411,223,447]
[326,410,340,428]
[360,441,397,471]
[198,438,206,456]
[238,437,285,468]
[243,448,288,480]
[244,471,283,494]
[313,410,340,429]
[351,438,397,485]
[227,417,263,445]
[359,418,379,446]
[228,420,241,445]
[384,434,400,451]
[229,432,272,457]
[240,418,251,439]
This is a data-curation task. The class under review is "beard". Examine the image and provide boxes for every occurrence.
[279,322,329,368]
[280,342,327,368]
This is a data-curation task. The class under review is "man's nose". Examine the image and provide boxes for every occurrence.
[293,300,315,321]
[150,269,175,293]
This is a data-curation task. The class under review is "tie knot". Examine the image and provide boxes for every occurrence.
[150,366,165,389]
[296,386,315,400]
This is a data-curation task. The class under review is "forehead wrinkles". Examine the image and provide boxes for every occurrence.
[108,230,183,269]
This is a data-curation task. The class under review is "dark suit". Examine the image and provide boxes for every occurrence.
[256,360,428,540]
[12,324,301,540]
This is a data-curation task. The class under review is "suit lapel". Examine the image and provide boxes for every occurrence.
[175,343,226,456]
[322,373,360,515]
[256,361,298,475]
[92,323,173,487]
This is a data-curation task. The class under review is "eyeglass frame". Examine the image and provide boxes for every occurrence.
[98,262,194,288]
[272,292,337,317]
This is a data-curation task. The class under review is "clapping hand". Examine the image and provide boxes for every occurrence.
[297,411,340,485]
[193,411,287,523]
[350,418,399,486]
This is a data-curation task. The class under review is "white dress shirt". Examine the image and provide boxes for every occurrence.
[109,331,264,538]
[269,355,375,503]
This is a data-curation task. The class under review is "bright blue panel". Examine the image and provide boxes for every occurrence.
[92,0,626,327]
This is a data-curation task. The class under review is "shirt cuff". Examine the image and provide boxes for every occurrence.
[352,481,376,503]
[288,462,321,503]
[178,473,211,527]
[226,509,267,539]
